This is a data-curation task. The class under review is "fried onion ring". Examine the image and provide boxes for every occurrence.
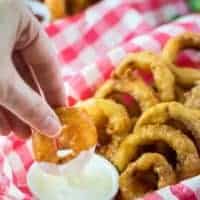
[113,51,175,101]
[134,102,200,150]
[162,32,200,86]
[76,98,131,159]
[95,78,159,113]
[112,124,200,179]
[76,98,131,135]
[119,153,176,200]
[32,107,97,164]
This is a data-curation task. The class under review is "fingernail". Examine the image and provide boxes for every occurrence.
[41,116,62,138]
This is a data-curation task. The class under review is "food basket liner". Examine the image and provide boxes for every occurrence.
[1,0,200,199]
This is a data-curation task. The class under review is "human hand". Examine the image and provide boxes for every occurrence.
[0,0,66,138]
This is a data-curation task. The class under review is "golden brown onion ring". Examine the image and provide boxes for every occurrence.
[162,32,200,86]
[76,98,131,135]
[119,153,176,200]
[32,107,97,164]
[76,98,131,159]
[113,51,175,101]
[112,124,200,180]
[135,102,200,150]
[95,78,159,113]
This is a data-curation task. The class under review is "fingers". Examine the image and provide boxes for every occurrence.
[0,61,61,137]
[0,1,63,138]
[12,52,60,138]
[22,30,67,108]
[15,5,66,108]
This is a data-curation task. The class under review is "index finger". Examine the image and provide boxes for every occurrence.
[15,3,67,108]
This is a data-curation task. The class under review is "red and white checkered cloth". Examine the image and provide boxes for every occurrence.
[45,0,188,76]
[1,0,200,199]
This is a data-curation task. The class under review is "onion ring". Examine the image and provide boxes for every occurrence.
[76,98,131,159]
[119,153,176,200]
[135,102,200,150]
[162,32,200,86]
[32,107,97,164]
[113,51,175,101]
[112,124,200,179]
[76,98,131,135]
[114,77,159,112]
[95,78,159,113]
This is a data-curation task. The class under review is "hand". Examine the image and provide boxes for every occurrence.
[0,0,66,138]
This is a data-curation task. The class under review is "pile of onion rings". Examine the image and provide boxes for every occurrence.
[162,32,200,105]
[32,32,200,200]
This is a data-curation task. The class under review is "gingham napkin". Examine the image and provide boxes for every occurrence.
[2,0,200,199]
[45,0,188,74]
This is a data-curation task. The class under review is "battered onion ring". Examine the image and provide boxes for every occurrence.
[162,32,200,86]
[112,124,200,179]
[76,98,131,136]
[134,102,200,150]
[113,51,175,101]
[32,107,97,164]
[95,78,159,113]
[76,98,131,159]
[119,153,176,200]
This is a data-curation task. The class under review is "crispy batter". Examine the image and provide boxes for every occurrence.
[166,64,200,86]
[95,79,116,99]
[112,124,200,180]
[113,51,175,101]
[134,102,200,151]
[185,82,200,109]
[76,98,131,159]
[32,107,97,164]
[32,132,61,163]
[162,32,200,86]
[95,78,159,113]
[119,153,176,200]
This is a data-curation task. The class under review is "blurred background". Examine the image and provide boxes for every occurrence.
[26,0,102,23]
[25,0,200,24]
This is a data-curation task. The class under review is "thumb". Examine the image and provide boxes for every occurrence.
[0,60,61,137]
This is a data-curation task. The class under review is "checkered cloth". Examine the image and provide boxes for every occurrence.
[46,0,188,73]
[1,0,200,199]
